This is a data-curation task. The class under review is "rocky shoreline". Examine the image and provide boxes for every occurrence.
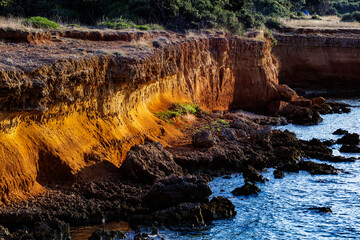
[0,94,356,240]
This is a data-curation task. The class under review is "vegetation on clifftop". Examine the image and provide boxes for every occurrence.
[1,0,360,32]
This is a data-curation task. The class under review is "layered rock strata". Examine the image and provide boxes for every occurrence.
[273,28,360,89]
[0,30,281,202]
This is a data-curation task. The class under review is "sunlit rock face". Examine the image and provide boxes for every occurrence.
[0,31,281,202]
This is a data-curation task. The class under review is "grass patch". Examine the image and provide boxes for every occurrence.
[155,103,200,123]
[98,17,164,31]
[22,16,60,29]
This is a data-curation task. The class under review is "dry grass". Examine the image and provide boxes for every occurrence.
[0,16,36,31]
[281,16,360,29]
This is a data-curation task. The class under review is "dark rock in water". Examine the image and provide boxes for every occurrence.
[232,182,261,196]
[298,161,337,175]
[131,200,233,229]
[277,162,300,173]
[120,142,183,184]
[273,169,285,179]
[134,232,150,240]
[336,133,360,145]
[299,138,332,159]
[323,139,335,146]
[192,130,216,148]
[340,144,360,153]
[270,130,299,149]
[33,219,71,240]
[328,102,351,114]
[274,146,301,163]
[242,165,265,183]
[308,207,332,213]
[0,225,10,237]
[222,175,232,179]
[333,129,349,135]
[143,175,211,210]
[327,155,357,163]
[88,228,126,240]
[201,196,237,220]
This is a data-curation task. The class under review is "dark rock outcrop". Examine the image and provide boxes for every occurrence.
[143,175,211,210]
[340,145,360,153]
[88,228,126,240]
[242,165,265,183]
[119,142,183,184]
[333,129,349,135]
[232,182,261,196]
[273,169,285,179]
[336,133,360,145]
[192,130,216,148]
[298,161,337,175]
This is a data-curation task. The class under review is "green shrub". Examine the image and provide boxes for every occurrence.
[353,11,360,22]
[155,103,200,123]
[342,13,355,22]
[136,25,150,30]
[341,11,360,22]
[22,16,60,29]
[67,24,81,28]
[311,14,321,20]
[98,17,135,30]
[265,17,284,30]
[148,24,165,30]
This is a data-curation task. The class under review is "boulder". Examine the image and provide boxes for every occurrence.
[33,219,71,240]
[311,97,326,106]
[336,133,360,145]
[273,169,285,179]
[120,142,183,184]
[192,130,216,148]
[298,161,337,175]
[201,196,237,221]
[275,84,298,101]
[88,229,126,240]
[340,145,360,153]
[333,129,349,135]
[232,182,261,196]
[143,175,211,210]
[242,165,265,183]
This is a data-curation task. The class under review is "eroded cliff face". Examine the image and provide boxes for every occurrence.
[273,28,360,89]
[0,30,281,202]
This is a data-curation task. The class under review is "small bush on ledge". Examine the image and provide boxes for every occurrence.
[22,16,60,29]
[155,103,201,123]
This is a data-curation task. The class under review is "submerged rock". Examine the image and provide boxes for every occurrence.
[119,142,183,184]
[88,228,126,240]
[308,207,332,213]
[232,182,261,196]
